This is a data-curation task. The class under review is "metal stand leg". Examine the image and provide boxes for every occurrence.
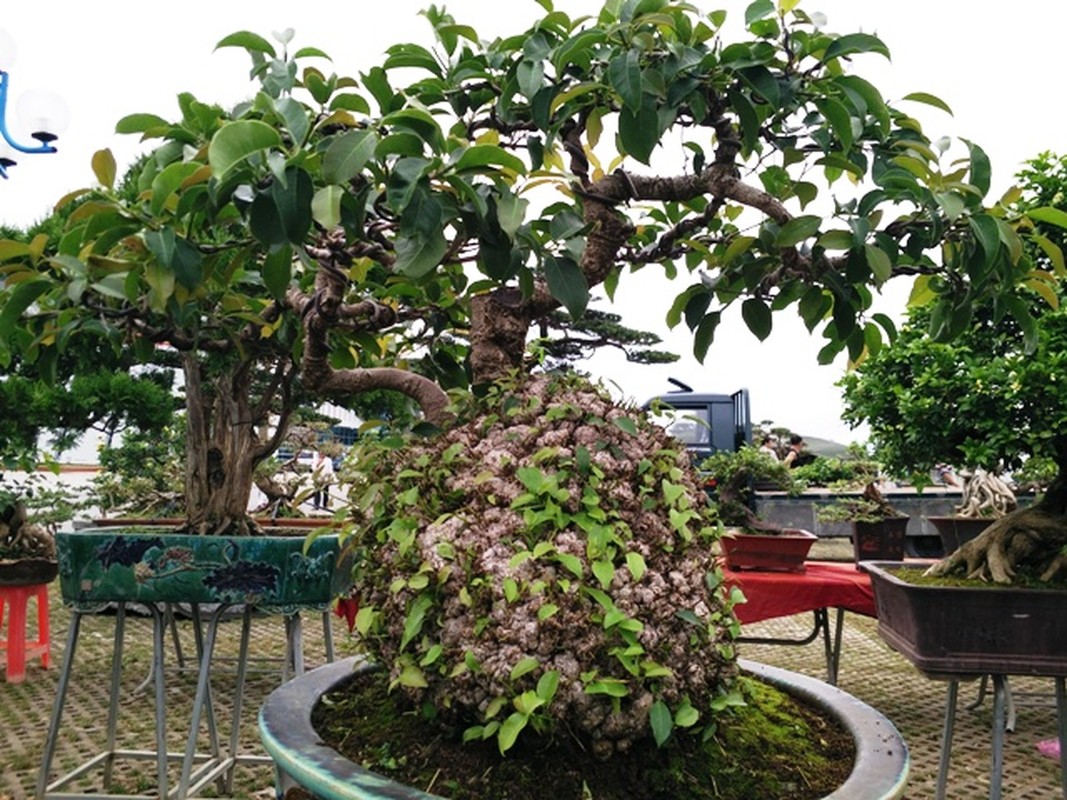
[1056,677,1067,800]
[101,604,126,793]
[936,680,959,800]
[36,611,83,799]
[322,610,334,663]
[990,674,1007,800]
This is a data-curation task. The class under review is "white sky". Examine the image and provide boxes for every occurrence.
[1,1,1063,446]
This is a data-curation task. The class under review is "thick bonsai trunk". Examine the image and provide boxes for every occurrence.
[928,459,1067,583]
[182,354,261,536]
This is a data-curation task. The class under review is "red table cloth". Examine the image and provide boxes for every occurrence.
[724,561,876,624]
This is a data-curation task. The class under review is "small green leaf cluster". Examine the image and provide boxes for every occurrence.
[340,373,743,758]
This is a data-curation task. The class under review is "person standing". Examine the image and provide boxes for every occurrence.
[782,434,805,468]
[311,450,335,510]
[759,435,779,460]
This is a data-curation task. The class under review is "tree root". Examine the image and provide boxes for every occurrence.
[925,505,1067,584]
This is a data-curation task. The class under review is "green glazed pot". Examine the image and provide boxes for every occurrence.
[57,527,344,610]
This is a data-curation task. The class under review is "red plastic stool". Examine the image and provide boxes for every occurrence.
[0,582,51,683]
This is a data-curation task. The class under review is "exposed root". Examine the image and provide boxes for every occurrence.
[925,506,1067,584]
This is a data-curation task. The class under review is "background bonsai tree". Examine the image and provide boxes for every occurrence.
[0,0,1058,763]
[840,151,1067,582]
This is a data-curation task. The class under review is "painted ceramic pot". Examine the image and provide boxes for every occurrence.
[57,528,344,610]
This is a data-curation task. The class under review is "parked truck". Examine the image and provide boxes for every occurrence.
[644,378,752,461]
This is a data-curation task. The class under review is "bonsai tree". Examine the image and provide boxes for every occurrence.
[840,154,1067,582]
[0,0,1057,772]
[700,445,798,530]
[0,476,57,562]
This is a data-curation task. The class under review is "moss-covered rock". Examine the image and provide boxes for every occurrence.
[341,374,741,758]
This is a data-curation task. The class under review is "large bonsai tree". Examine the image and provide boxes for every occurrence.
[841,152,1067,583]
[0,0,1059,761]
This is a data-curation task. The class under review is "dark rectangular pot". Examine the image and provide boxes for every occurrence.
[852,518,907,563]
[865,561,1067,678]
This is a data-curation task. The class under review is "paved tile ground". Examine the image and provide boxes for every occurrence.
[1,565,1063,800]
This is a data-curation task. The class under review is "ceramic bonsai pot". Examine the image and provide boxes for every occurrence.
[924,516,991,555]
[258,656,909,800]
[56,527,344,607]
[865,561,1067,678]
[851,518,908,563]
[721,528,817,571]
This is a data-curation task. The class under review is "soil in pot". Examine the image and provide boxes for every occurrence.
[309,667,854,800]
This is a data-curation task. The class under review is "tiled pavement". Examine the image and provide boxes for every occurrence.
[0,566,1063,800]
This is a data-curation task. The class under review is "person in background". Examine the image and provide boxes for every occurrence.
[311,450,335,510]
[782,434,806,468]
[759,435,780,460]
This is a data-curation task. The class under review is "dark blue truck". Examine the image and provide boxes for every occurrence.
[644,379,752,460]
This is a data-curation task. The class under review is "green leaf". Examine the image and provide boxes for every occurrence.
[496,193,528,238]
[608,50,643,112]
[399,595,432,651]
[650,700,673,746]
[312,186,343,230]
[556,552,583,578]
[144,228,203,290]
[814,97,853,153]
[822,33,890,62]
[215,31,276,57]
[693,312,721,362]
[394,229,448,278]
[453,144,527,175]
[545,255,589,319]
[968,214,1001,263]
[625,552,646,582]
[612,416,637,435]
[963,138,991,197]
[1028,206,1067,231]
[618,99,659,164]
[901,92,953,116]
[864,244,892,284]
[536,670,560,703]
[114,114,170,135]
[0,279,50,339]
[92,150,117,189]
[744,0,774,26]
[510,657,540,681]
[498,712,529,755]
[323,129,378,185]
[591,559,615,589]
[775,215,821,248]
[397,663,428,688]
[674,703,700,728]
[150,162,201,216]
[208,120,282,178]
[262,245,293,300]
[741,297,772,340]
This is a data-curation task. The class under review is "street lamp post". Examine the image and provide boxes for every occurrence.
[0,31,66,179]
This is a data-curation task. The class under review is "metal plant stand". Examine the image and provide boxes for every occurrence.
[36,600,325,800]
[38,529,345,800]
[936,675,1067,800]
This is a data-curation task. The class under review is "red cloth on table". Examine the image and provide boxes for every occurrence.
[724,561,876,624]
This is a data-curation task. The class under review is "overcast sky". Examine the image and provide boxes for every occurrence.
[1,2,1063,446]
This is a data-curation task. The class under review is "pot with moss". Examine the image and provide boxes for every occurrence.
[818,483,908,564]
[0,478,58,586]
[260,655,909,800]
[259,375,907,799]
[700,447,816,570]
